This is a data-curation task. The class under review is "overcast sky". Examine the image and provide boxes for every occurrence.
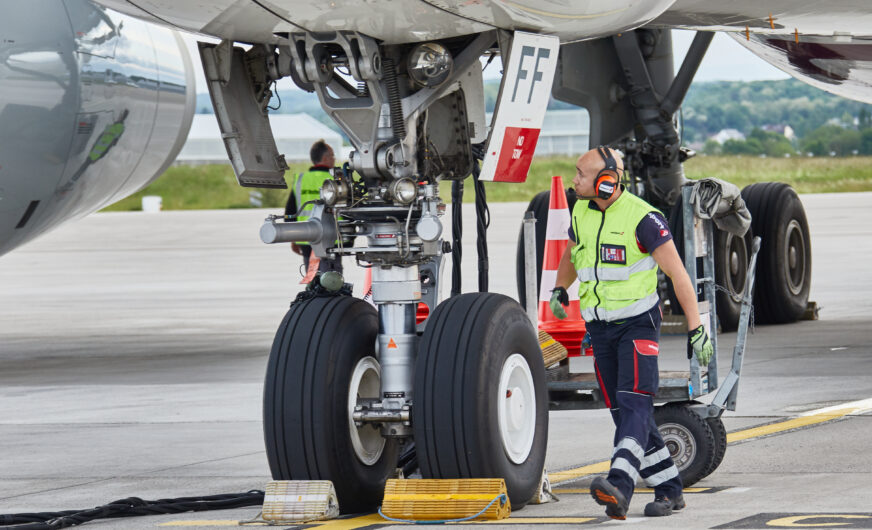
[183,30,789,95]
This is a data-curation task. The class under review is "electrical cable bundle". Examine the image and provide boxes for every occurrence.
[0,491,264,529]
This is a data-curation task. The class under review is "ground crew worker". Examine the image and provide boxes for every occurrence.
[284,139,343,274]
[550,146,713,519]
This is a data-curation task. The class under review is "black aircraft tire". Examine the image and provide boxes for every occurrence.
[516,188,578,308]
[701,416,728,480]
[654,403,715,488]
[414,293,548,509]
[741,182,811,323]
[263,296,398,514]
[667,193,753,331]
[714,227,754,332]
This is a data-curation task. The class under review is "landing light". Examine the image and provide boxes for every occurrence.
[408,43,453,87]
[390,178,417,205]
[320,179,348,206]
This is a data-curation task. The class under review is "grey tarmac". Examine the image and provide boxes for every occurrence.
[1,192,871,529]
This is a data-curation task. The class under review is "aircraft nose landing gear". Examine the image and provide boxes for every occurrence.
[229,27,549,513]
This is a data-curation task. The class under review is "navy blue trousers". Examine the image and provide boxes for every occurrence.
[586,304,683,503]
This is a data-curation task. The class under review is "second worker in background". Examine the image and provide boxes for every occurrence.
[285,139,344,276]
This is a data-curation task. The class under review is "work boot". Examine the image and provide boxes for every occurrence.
[644,494,686,517]
[589,476,629,520]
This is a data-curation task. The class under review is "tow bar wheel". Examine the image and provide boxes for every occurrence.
[413,293,548,509]
[653,403,716,487]
[348,356,386,465]
[498,353,537,464]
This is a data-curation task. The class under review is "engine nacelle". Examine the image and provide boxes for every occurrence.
[0,0,195,256]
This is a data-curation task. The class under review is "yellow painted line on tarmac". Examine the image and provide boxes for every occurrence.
[551,397,872,485]
[308,514,388,528]
[160,399,872,528]
[465,517,597,524]
[548,461,609,483]
[729,397,872,443]
[726,411,853,443]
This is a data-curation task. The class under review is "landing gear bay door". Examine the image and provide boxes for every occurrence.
[479,32,559,183]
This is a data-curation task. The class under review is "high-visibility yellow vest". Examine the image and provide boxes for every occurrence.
[294,168,330,223]
[569,191,662,322]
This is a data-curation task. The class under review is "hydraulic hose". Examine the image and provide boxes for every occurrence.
[451,180,463,296]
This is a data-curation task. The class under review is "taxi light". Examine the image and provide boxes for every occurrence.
[408,43,453,87]
[390,178,417,205]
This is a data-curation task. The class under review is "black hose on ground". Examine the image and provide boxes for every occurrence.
[0,491,264,529]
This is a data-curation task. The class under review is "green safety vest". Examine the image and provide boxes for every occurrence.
[294,168,330,223]
[570,191,662,322]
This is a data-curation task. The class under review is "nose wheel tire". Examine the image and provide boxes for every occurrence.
[263,296,397,514]
[654,403,716,487]
[413,293,548,509]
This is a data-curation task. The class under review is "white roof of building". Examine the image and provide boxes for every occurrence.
[178,114,343,163]
[540,109,590,135]
[485,109,590,137]
[186,113,341,141]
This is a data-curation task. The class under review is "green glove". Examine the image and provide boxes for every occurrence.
[549,287,569,320]
[688,324,713,366]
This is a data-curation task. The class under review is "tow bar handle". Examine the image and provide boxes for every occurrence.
[709,236,761,414]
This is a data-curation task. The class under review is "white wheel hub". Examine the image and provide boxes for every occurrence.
[498,353,536,464]
[659,422,696,470]
[348,356,386,466]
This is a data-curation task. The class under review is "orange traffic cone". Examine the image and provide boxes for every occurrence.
[537,175,589,356]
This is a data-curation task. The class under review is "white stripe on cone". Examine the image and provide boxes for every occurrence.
[545,208,571,241]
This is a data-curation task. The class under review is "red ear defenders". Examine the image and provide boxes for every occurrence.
[592,146,619,200]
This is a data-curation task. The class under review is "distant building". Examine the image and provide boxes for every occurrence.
[711,128,746,144]
[176,114,343,165]
[537,109,591,155]
[487,109,590,156]
[180,109,589,166]
[762,124,796,140]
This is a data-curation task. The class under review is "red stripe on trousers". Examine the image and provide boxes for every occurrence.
[594,359,611,408]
